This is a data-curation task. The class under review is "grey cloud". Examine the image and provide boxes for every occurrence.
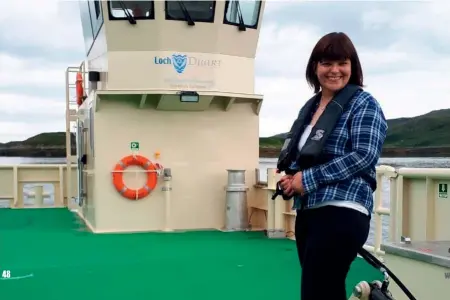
[262,1,442,51]
[2,112,64,123]
[0,86,64,99]
[0,44,84,63]
[255,1,448,79]
[0,1,83,60]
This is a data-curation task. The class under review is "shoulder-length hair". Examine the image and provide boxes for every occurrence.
[305,32,364,93]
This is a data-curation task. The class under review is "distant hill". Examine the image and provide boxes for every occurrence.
[260,108,450,148]
[1,108,449,158]
[0,132,76,157]
[0,132,76,147]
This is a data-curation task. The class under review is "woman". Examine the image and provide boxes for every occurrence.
[279,32,388,299]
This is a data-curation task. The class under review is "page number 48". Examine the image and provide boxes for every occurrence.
[2,270,11,278]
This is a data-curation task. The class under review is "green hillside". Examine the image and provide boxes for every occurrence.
[260,108,450,148]
[0,132,76,147]
[1,108,449,150]
[383,109,450,147]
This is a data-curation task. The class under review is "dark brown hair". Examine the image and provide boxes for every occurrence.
[305,32,364,93]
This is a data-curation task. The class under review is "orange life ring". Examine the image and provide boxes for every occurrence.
[112,155,158,200]
[76,72,84,106]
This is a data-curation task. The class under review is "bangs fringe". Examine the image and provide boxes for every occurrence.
[312,33,353,62]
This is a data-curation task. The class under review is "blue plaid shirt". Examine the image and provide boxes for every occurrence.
[291,89,388,214]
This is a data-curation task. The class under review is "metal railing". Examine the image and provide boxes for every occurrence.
[253,165,450,258]
[65,60,87,208]
[254,165,397,257]
[3,161,449,258]
[0,164,77,208]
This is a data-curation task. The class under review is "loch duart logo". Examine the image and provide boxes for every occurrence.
[153,53,221,74]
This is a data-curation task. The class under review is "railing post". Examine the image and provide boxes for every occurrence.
[374,173,383,254]
[395,175,404,243]
[389,176,397,242]
[34,186,44,207]
[12,166,18,208]
[266,168,276,237]
[365,165,396,256]
[266,168,284,238]
[425,176,436,240]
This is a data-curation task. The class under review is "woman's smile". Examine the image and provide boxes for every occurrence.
[326,76,343,81]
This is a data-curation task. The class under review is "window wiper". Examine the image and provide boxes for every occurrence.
[235,0,246,31]
[177,1,195,26]
[118,1,136,25]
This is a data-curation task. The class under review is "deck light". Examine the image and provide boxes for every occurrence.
[179,91,199,103]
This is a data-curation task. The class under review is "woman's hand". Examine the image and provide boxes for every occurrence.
[291,172,305,195]
[279,175,294,197]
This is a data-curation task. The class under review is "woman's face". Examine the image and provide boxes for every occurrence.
[316,59,351,93]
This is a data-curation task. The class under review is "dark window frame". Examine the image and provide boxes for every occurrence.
[94,0,101,18]
[79,1,94,54]
[80,0,104,56]
[107,0,155,21]
[223,0,262,30]
[90,0,104,41]
[165,1,216,23]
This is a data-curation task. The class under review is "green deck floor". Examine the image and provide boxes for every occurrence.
[0,208,381,299]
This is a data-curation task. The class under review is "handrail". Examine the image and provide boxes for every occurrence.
[256,165,397,257]
[3,162,450,256]
[254,164,450,258]
[65,61,86,208]
[0,164,77,208]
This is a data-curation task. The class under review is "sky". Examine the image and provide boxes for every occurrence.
[0,0,448,142]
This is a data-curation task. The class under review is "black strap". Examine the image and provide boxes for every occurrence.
[295,84,361,170]
[358,248,417,300]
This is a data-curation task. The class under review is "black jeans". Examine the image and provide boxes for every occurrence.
[295,205,370,300]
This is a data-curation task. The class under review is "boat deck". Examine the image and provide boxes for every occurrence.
[0,208,381,299]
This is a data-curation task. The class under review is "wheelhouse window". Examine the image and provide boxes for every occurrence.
[165,1,216,24]
[79,1,94,54]
[108,1,155,19]
[224,0,261,29]
[80,0,103,55]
